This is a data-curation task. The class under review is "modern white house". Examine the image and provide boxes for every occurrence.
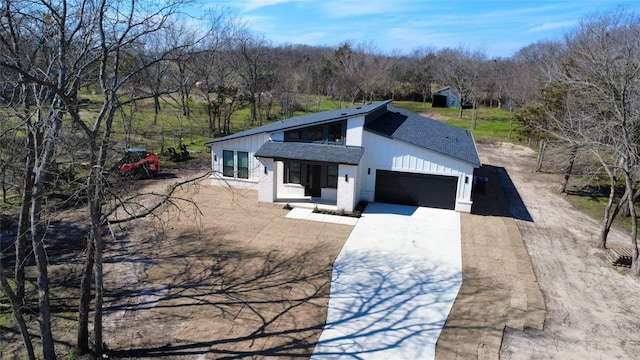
[205,100,481,213]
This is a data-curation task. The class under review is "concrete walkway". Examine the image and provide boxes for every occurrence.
[285,207,359,225]
[311,203,462,360]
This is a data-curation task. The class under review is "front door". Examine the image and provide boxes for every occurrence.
[305,164,322,197]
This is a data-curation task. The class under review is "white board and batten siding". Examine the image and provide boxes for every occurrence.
[359,132,475,212]
[209,133,269,189]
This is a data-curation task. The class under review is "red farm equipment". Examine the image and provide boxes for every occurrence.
[115,148,160,179]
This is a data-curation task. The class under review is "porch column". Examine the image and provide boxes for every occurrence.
[258,158,276,203]
[337,164,358,212]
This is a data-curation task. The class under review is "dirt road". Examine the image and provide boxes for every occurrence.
[475,142,640,359]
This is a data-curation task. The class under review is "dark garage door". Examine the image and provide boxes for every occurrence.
[374,170,457,210]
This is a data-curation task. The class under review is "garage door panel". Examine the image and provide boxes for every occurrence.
[374,170,457,210]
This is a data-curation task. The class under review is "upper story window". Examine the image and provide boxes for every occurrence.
[286,130,302,141]
[307,126,324,142]
[328,123,342,143]
[284,121,344,145]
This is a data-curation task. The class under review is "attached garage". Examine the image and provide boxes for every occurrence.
[374,170,458,210]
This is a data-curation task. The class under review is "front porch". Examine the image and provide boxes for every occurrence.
[275,197,339,212]
[257,155,360,213]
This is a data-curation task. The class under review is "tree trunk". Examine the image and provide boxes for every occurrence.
[153,94,160,125]
[624,171,639,275]
[31,176,56,359]
[559,145,578,193]
[15,178,32,304]
[250,94,257,126]
[599,168,617,248]
[28,108,62,359]
[535,139,548,172]
[0,261,35,359]
[15,133,35,303]
[471,102,478,130]
[77,234,95,354]
[93,227,105,356]
[508,104,513,139]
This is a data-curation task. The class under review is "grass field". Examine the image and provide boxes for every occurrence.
[392,100,514,141]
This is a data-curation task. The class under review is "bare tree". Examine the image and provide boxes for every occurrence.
[542,10,640,273]
[191,8,243,135]
[1,1,200,358]
[409,48,438,104]
[75,2,198,356]
[0,0,100,355]
[233,31,275,126]
[435,47,486,124]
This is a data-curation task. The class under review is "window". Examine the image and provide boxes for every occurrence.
[327,164,338,188]
[285,130,302,141]
[223,150,234,177]
[237,152,249,179]
[286,161,301,184]
[328,123,343,144]
[307,126,324,142]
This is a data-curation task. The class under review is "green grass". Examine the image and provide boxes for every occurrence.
[0,273,80,358]
[101,97,515,165]
[566,190,634,233]
[390,100,433,113]
[392,101,514,141]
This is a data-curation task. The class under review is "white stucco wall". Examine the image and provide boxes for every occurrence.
[337,164,358,212]
[345,116,365,146]
[359,131,476,212]
[258,158,276,202]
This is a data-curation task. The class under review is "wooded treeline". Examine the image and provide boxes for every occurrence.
[0,1,639,358]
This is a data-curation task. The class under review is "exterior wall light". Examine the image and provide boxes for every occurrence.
[345,174,349,182]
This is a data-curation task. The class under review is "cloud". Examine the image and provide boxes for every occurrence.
[319,0,413,18]
[527,21,577,33]
[241,0,302,12]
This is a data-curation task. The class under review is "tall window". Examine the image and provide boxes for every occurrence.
[237,152,249,179]
[327,164,338,188]
[287,161,301,184]
[223,150,234,177]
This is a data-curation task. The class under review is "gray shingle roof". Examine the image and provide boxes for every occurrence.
[205,100,392,145]
[255,142,364,165]
[364,106,481,167]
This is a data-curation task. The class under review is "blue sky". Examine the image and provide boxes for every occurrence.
[207,0,640,58]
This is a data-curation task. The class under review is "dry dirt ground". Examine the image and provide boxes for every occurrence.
[99,179,354,359]
[2,142,640,359]
[98,142,640,359]
[475,142,640,359]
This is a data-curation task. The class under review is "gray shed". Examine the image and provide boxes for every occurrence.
[432,86,461,108]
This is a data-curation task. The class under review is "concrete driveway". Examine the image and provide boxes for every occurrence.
[311,203,462,359]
